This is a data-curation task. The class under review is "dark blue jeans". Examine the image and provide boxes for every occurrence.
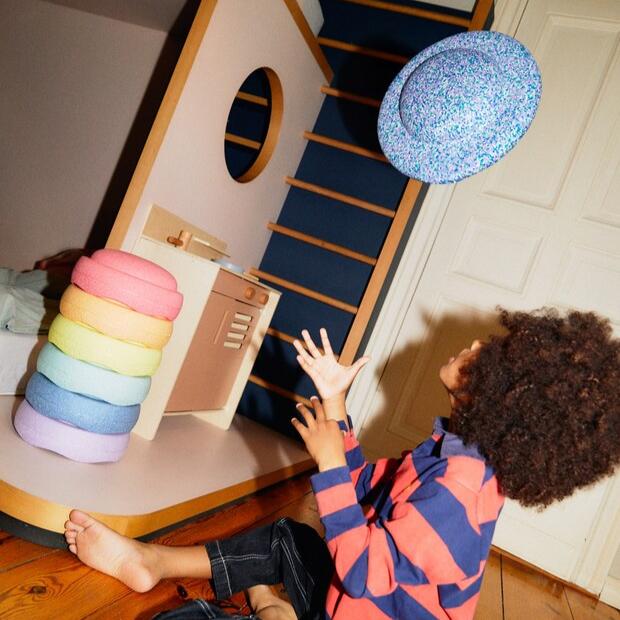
[153,518,333,620]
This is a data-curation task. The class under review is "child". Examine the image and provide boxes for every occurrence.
[64,308,620,619]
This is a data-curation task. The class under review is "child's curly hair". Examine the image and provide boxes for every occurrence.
[451,308,620,508]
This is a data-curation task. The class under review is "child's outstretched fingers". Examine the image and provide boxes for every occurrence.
[310,396,326,422]
[294,402,316,429]
[302,329,322,358]
[319,328,333,356]
[293,338,314,365]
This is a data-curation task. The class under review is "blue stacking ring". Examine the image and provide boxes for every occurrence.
[37,343,151,406]
[26,372,140,434]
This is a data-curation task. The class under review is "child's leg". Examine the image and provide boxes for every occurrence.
[64,512,332,618]
[205,517,332,619]
[64,510,213,592]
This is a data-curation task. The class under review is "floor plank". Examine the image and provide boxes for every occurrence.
[0,533,57,573]
[502,555,573,619]
[565,587,620,620]
[475,552,503,619]
[0,551,131,619]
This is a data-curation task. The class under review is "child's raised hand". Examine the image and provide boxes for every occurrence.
[291,397,346,472]
[293,328,370,401]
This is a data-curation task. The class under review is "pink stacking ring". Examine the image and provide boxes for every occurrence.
[14,400,130,463]
[71,249,183,320]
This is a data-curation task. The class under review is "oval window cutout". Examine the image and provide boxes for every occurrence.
[224,68,283,183]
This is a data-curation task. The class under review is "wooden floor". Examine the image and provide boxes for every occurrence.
[0,474,618,619]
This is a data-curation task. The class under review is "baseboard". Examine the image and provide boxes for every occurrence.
[600,575,620,610]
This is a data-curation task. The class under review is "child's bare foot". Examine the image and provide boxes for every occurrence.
[247,585,297,620]
[64,509,161,593]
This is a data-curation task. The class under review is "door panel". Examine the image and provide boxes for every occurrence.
[358,0,620,588]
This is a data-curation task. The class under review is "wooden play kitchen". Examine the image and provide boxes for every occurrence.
[129,205,280,439]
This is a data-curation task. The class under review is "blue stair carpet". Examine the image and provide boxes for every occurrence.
[237,0,471,437]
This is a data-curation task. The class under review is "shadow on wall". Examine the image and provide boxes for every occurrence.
[85,0,200,250]
[357,309,504,458]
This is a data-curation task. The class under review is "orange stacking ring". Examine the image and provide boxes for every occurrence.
[60,285,172,349]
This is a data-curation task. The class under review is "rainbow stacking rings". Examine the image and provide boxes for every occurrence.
[15,249,183,463]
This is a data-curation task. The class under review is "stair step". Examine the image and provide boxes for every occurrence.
[321,86,381,108]
[321,45,401,101]
[339,0,469,28]
[268,223,377,266]
[263,283,354,353]
[278,185,392,256]
[313,94,382,154]
[319,0,467,58]
[267,327,333,357]
[225,133,261,150]
[251,335,317,398]
[304,132,387,162]
[237,381,302,439]
[318,36,408,64]
[251,268,358,314]
[285,177,393,218]
[295,141,407,207]
[259,235,373,307]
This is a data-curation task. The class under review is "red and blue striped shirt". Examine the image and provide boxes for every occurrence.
[310,417,504,619]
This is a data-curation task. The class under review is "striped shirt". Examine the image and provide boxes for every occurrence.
[310,417,504,619]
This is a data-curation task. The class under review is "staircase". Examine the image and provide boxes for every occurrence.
[234,0,494,438]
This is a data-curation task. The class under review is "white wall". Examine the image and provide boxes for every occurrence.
[611,547,620,579]
[0,0,171,270]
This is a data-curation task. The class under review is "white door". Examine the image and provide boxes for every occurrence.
[350,0,620,592]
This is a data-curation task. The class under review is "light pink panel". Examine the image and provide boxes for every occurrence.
[120,0,327,271]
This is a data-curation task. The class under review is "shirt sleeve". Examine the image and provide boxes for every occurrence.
[339,418,401,504]
[310,466,484,598]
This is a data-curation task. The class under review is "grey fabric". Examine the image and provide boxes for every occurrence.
[0,268,61,334]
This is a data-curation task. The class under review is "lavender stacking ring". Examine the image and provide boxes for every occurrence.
[14,400,130,463]
[378,31,542,183]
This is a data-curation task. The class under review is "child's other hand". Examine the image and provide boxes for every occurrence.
[293,328,369,401]
[291,398,346,472]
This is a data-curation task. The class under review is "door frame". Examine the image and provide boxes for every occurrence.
[346,0,620,593]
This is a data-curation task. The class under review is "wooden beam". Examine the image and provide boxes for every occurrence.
[282,0,334,83]
[236,91,269,106]
[469,0,494,31]
[341,0,470,28]
[249,269,358,314]
[266,327,333,356]
[304,131,388,163]
[321,86,381,108]
[317,36,408,65]
[268,222,377,266]
[225,133,262,150]
[248,375,312,406]
[339,180,423,364]
[107,0,218,249]
[285,177,395,218]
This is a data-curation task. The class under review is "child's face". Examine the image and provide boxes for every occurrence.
[439,340,484,406]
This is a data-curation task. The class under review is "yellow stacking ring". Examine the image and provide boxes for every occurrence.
[49,314,161,377]
[60,285,172,349]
